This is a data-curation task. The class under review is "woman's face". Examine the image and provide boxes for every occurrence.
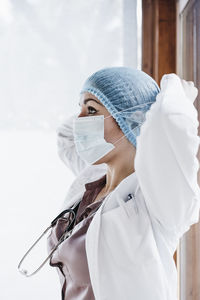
[78,92,132,165]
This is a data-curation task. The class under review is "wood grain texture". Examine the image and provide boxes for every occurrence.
[142,0,176,84]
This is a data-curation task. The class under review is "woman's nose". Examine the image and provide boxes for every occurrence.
[78,108,87,118]
[77,112,84,118]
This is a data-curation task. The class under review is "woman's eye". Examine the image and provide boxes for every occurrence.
[88,106,97,114]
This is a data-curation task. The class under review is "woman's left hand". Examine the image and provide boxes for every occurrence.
[180,78,198,103]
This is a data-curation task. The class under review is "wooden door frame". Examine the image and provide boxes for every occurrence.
[176,1,200,299]
[141,0,177,265]
[142,0,177,84]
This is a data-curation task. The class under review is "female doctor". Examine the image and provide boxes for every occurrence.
[47,67,200,300]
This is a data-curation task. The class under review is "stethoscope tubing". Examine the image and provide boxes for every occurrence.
[18,204,80,277]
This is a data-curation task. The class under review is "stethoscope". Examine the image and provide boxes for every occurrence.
[18,189,137,277]
[17,199,81,277]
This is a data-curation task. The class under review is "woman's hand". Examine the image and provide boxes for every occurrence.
[180,78,198,103]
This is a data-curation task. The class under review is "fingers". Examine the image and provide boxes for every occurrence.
[180,79,198,103]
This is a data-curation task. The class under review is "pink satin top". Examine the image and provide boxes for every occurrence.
[47,174,107,300]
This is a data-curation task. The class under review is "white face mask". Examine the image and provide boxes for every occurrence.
[72,114,128,165]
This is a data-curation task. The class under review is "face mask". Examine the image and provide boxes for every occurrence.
[73,112,131,165]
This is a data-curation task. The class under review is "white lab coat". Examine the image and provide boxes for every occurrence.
[55,73,200,300]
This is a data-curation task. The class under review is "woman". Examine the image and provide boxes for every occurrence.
[47,67,200,300]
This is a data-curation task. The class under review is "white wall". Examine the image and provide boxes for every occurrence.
[0,0,141,298]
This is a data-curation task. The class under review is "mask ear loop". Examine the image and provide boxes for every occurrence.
[111,123,142,145]
[103,102,154,145]
[103,101,154,120]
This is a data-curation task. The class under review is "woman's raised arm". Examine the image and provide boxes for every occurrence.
[134,73,200,239]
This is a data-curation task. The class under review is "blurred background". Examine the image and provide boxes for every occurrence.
[1,0,200,299]
[0,0,141,299]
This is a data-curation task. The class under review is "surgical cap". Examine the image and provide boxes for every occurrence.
[80,66,160,148]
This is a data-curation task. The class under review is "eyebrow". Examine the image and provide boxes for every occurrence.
[79,98,104,106]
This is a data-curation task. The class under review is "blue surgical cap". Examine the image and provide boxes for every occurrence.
[80,66,160,148]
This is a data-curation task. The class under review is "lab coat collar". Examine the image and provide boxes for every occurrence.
[101,170,139,214]
[112,170,138,199]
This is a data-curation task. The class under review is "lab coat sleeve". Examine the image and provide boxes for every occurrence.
[56,113,90,176]
[134,73,200,238]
